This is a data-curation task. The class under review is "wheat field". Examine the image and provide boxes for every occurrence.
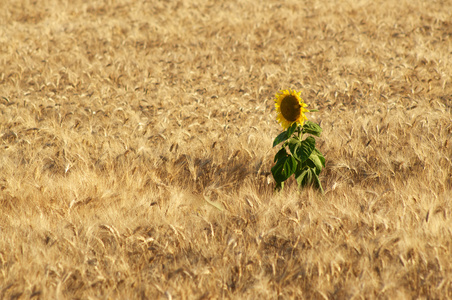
[1,0,451,298]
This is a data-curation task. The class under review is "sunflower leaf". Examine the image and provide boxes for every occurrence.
[313,148,325,167]
[287,122,298,137]
[272,131,288,147]
[308,152,323,174]
[295,167,309,186]
[272,123,298,147]
[295,136,316,163]
[296,167,323,194]
[295,167,313,187]
[302,121,322,137]
[274,148,287,163]
[271,156,297,183]
[287,137,301,160]
[275,181,284,191]
[295,167,325,194]
[313,172,325,194]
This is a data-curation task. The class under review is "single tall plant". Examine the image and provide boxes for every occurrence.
[271,89,325,193]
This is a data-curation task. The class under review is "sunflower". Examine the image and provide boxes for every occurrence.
[274,89,309,129]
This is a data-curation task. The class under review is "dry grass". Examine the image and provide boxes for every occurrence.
[1,0,451,298]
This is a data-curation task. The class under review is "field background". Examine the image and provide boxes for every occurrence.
[1,0,451,298]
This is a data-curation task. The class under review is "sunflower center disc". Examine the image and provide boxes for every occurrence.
[280,95,301,122]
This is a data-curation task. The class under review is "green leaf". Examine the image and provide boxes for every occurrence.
[272,131,288,147]
[295,136,316,163]
[302,121,322,137]
[313,148,325,167]
[272,123,299,147]
[287,137,301,159]
[296,167,324,193]
[308,152,323,174]
[287,122,298,136]
[275,181,284,191]
[271,156,297,183]
[295,167,315,187]
[313,172,325,194]
[295,167,310,187]
[274,148,287,163]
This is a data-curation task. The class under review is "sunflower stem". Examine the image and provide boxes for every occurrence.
[296,125,303,139]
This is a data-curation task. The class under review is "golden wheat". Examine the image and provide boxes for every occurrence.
[1,0,451,298]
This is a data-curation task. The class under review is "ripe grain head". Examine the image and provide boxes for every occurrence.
[1,0,451,298]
